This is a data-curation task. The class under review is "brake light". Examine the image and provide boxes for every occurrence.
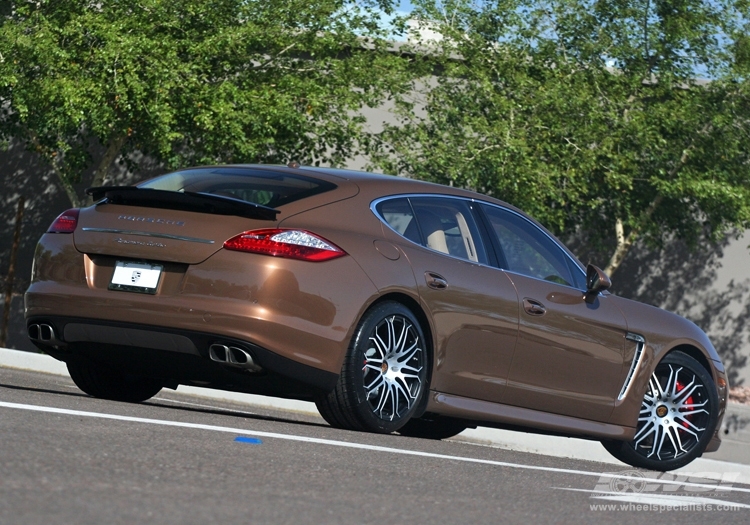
[47,209,80,233]
[223,229,346,262]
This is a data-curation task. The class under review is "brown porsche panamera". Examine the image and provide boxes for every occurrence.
[25,164,727,471]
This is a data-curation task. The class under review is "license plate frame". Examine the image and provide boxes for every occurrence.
[109,261,163,294]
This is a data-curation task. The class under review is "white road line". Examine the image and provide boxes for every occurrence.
[2,399,750,495]
[149,396,259,415]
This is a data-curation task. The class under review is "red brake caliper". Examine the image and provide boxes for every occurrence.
[676,380,693,429]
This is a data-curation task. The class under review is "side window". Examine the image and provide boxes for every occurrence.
[410,198,488,264]
[481,204,578,287]
[377,198,421,245]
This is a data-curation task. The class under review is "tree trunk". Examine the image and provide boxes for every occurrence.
[604,194,664,277]
[88,132,129,204]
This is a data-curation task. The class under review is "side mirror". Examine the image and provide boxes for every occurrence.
[586,264,612,294]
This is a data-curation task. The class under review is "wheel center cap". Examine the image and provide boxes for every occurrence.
[381,362,388,374]
[656,405,669,418]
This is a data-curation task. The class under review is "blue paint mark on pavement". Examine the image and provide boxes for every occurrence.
[235,436,263,445]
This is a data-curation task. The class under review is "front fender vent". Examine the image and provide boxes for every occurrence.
[618,332,646,401]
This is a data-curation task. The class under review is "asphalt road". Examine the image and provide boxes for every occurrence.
[2,368,749,525]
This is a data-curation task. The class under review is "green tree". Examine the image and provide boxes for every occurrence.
[372,0,750,275]
[0,0,411,206]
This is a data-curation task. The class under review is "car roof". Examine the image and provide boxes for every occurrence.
[175,163,525,220]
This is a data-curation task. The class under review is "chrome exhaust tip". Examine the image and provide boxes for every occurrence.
[209,343,261,372]
[28,323,66,347]
[209,343,229,363]
[40,324,54,341]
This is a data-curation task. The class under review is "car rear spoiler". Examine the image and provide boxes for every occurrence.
[85,186,280,221]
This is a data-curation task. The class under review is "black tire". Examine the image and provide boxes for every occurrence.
[315,301,429,434]
[67,358,163,403]
[602,351,719,471]
[398,415,467,440]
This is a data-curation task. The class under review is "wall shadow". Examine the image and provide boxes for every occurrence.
[0,140,165,350]
[572,232,750,388]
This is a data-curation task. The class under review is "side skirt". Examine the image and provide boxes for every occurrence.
[427,391,636,441]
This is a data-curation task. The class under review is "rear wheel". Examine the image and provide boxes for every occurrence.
[315,301,428,434]
[67,357,163,403]
[602,351,719,471]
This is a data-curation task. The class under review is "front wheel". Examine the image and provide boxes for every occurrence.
[315,301,429,434]
[67,357,163,403]
[602,351,719,471]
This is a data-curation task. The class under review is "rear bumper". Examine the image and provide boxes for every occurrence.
[26,315,338,395]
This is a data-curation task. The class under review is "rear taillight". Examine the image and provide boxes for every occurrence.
[223,229,346,262]
[47,209,80,233]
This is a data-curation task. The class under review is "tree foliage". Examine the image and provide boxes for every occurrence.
[372,0,750,274]
[0,0,411,206]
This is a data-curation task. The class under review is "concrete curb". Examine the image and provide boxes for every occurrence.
[2,347,749,484]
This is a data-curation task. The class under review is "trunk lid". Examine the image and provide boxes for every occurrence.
[74,204,274,264]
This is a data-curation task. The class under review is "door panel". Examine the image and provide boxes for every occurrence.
[399,244,519,403]
[479,202,628,421]
[503,274,626,421]
[376,196,519,403]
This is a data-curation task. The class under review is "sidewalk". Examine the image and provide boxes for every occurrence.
[2,347,748,480]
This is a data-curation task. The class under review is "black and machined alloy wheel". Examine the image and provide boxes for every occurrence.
[67,357,163,403]
[602,351,719,471]
[315,301,429,434]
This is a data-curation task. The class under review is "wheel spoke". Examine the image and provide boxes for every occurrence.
[397,340,420,363]
[633,419,655,444]
[674,382,700,404]
[368,337,386,360]
[651,424,669,459]
[365,373,384,392]
[674,416,705,434]
[394,321,409,354]
[678,406,708,418]
[666,365,681,398]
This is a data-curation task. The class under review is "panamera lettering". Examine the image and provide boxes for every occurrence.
[118,215,185,226]
[115,237,166,248]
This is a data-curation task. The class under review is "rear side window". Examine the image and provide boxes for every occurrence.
[377,198,422,244]
[377,197,488,265]
[140,168,336,208]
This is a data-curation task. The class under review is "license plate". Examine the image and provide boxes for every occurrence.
[109,261,163,294]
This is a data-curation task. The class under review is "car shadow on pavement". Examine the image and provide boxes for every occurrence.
[0,379,330,430]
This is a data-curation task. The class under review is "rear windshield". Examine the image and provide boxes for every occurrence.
[139,167,336,208]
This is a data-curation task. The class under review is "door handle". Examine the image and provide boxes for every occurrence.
[425,272,449,290]
[523,298,546,316]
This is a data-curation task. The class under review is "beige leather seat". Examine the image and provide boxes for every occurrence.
[418,211,449,254]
